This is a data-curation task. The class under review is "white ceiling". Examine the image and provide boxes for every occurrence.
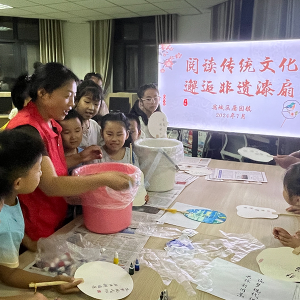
[0,0,227,23]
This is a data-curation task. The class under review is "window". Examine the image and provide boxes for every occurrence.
[113,17,158,93]
[0,17,39,91]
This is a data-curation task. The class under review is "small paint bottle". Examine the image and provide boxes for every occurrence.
[134,258,140,271]
[129,262,134,275]
[113,252,119,265]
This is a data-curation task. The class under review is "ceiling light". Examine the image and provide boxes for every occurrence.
[0,26,12,31]
[0,4,13,9]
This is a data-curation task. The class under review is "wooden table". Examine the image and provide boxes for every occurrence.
[2,160,298,300]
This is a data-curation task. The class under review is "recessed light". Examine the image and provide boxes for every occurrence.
[0,4,13,9]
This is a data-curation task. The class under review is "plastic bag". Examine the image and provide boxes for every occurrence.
[139,231,265,296]
[35,233,105,276]
[72,162,141,209]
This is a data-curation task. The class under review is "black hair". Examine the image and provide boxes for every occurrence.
[125,113,141,131]
[29,62,79,102]
[92,114,102,125]
[84,72,103,82]
[283,163,300,198]
[75,80,103,104]
[33,61,43,70]
[137,83,159,99]
[61,109,83,125]
[100,112,132,147]
[11,73,31,110]
[0,130,44,198]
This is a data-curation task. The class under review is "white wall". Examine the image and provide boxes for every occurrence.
[63,22,90,80]
[63,14,212,79]
[177,13,211,43]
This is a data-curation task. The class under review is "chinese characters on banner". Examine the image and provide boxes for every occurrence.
[158,40,300,138]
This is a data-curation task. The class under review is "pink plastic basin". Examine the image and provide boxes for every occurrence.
[72,163,139,234]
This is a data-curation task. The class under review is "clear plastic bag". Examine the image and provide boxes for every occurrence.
[35,233,106,276]
[134,223,183,239]
[139,231,265,296]
[71,163,141,209]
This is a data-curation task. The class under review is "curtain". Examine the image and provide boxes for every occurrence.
[90,20,114,94]
[155,14,177,44]
[211,0,243,41]
[39,19,64,64]
[251,0,300,40]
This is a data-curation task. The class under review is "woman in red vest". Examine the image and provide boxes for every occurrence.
[7,62,133,252]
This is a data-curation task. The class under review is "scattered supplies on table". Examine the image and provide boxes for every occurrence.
[196,258,297,300]
[256,247,300,282]
[24,221,149,277]
[206,168,267,183]
[74,261,133,300]
[140,231,265,296]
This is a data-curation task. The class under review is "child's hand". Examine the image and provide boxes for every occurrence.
[286,205,300,214]
[273,227,300,248]
[54,275,83,294]
[274,155,300,169]
[294,230,300,239]
[100,172,135,190]
[80,145,102,163]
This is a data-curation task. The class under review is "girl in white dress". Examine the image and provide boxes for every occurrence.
[99,112,139,168]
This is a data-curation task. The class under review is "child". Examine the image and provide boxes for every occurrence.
[99,113,139,168]
[58,109,84,171]
[74,80,104,148]
[130,83,161,138]
[0,130,82,299]
[273,163,300,248]
[58,109,85,221]
[84,72,109,116]
[1,73,32,130]
[126,113,143,142]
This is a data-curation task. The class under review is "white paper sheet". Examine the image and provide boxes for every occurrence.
[157,202,203,229]
[196,258,297,300]
[175,172,199,185]
[146,184,185,209]
[207,168,268,183]
[178,157,211,170]
[185,168,213,176]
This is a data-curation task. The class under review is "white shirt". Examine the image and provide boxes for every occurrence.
[80,119,104,148]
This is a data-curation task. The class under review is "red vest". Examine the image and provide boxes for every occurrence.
[7,102,68,240]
